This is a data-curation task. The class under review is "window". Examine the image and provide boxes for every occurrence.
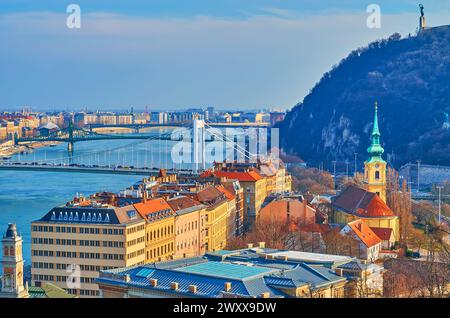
[375,171,380,180]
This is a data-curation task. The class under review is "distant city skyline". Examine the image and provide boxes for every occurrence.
[1,1,450,110]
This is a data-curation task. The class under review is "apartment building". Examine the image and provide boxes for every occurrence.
[31,201,146,297]
[133,198,175,263]
[194,186,229,252]
[210,171,266,230]
[216,184,238,239]
[220,180,244,236]
[167,196,207,259]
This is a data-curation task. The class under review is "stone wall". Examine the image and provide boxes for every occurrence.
[399,163,450,189]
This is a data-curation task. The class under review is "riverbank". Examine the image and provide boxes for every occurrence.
[0,140,60,159]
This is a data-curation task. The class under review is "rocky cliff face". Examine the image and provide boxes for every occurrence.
[278,26,450,167]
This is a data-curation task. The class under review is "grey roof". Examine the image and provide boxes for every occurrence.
[4,223,18,238]
[37,207,120,225]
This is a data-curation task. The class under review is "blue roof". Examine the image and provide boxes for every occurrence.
[211,250,236,256]
[97,265,283,298]
[176,261,276,280]
[96,248,352,298]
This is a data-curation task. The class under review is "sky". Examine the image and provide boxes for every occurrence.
[1,1,450,111]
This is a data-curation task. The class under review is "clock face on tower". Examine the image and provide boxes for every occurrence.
[375,164,380,168]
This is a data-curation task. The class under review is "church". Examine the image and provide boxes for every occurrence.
[331,103,400,242]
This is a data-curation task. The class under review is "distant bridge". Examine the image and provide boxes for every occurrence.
[0,162,198,176]
[87,122,270,132]
[16,120,267,153]
[86,123,184,132]
[15,121,206,153]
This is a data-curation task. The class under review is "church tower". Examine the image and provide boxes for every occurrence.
[0,223,29,298]
[364,102,387,202]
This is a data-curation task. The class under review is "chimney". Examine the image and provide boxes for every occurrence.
[258,242,265,248]
[188,285,198,293]
[170,282,179,290]
[142,187,148,203]
[247,243,254,249]
[259,292,270,298]
[149,278,158,287]
[287,201,290,218]
[224,282,232,292]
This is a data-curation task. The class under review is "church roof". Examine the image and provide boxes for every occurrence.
[332,185,395,218]
[370,227,394,241]
[346,219,382,248]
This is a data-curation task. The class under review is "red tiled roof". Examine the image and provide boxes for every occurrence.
[365,195,395,217]
[213,170,262,182]
[370,227,393,241]
[200,170,214,178]
[216,185,235,200]
[167,196,203,212]
[197,186,221,202]
[347,219,382,248]
[259,200,315,225]
[333,185,395,218]
[133,198,174,220]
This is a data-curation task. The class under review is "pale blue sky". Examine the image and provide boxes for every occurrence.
[1,1,449,111]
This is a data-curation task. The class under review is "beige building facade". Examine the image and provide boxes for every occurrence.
[31,203,146,297]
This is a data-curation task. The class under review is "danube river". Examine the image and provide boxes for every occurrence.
[0,128,189,264]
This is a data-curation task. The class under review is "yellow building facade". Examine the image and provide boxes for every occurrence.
[133,198,175,263]
[204,200,229,252]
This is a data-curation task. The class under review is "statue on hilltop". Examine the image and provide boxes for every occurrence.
[419,4,426,31]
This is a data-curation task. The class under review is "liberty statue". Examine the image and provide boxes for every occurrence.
[419,4,426,31]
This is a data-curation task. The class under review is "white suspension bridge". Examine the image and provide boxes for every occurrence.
[0,120,276,176]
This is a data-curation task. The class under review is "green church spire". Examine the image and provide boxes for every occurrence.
[366,101,385,163]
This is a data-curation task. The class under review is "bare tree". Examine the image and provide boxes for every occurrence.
[226,217,292,250]
[386,167,413,244]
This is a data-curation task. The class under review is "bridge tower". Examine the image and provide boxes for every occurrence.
[67,118,74,153]
[192,119,206,173]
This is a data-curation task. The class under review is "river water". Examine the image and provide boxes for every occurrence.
[0,128,192,264]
